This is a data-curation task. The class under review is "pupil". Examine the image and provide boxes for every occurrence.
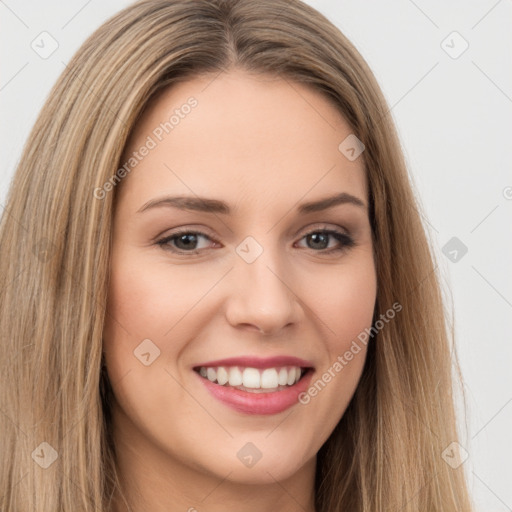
[309,233,328,249]
[177,234,197,249]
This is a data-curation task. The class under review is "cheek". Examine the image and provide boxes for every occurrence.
[102,252,205,428]
[294,260,376,446]
[102,246,228,397]
[316,256,377,355]
[304,254,376,416]
[104,249,208,342]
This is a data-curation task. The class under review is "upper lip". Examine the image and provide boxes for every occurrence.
[193,355,315,370]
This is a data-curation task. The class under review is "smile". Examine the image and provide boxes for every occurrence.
[195,365,307,392]
[192,356,315,415]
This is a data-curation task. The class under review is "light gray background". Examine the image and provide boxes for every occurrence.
[1,1,511,510]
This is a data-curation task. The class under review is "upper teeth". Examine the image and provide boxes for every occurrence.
[198,366,303,389]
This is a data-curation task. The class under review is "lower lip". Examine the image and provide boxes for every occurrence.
[195,370,314,415]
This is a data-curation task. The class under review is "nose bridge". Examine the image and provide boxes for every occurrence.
[226,233,299,333]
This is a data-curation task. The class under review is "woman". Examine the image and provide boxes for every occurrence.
[0,0,473,510]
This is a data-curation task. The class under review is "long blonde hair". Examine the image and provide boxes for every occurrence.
[0,0,473,510]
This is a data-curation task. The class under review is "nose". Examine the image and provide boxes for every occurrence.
[224,242,301,336]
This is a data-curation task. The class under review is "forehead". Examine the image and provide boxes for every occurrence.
[117,69,367,214]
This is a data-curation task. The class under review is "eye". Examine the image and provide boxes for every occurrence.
[156,230,218,254]
[155,226,355,256]
[295,228,355,254]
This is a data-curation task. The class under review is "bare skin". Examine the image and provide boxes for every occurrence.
[103,68,377,512]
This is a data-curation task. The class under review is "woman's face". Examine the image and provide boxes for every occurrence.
[103,69,376,492]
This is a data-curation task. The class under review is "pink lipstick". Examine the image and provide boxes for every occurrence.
[193,355,315,415]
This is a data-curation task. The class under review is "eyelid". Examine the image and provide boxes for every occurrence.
[156,222,350,243]
[152,224,218,244]
[299,222,350,236]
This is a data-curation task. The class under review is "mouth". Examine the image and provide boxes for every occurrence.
[193,365,314,393]
[192,356,315,415]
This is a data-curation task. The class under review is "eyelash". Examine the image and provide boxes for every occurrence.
[155,226,355,256]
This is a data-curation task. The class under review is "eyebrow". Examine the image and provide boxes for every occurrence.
[136,192,367,215]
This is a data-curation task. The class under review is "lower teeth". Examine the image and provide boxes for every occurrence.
[202,378,300,392]
[228,384,291,393]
